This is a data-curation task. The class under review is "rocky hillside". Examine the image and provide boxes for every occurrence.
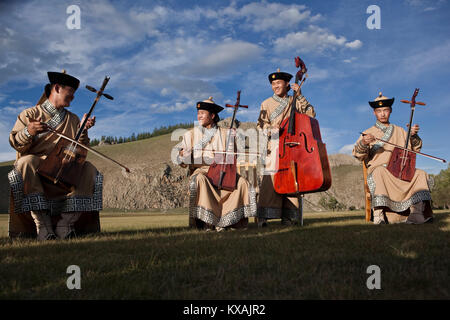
[0,120,366,213]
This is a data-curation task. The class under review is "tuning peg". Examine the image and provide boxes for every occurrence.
[103,93,114,100]
[86,85,97,92]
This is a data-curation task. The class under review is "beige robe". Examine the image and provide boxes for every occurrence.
[8,101,102,217]
[256,93,316,220]
[177,125,257,228]
[353,121,433,213]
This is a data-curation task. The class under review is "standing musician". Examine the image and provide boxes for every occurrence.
[8,71,102,240]
[353,92,433,224]
[256,69,316,227]
[176,97,257,231]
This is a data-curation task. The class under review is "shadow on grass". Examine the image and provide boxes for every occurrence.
[0,211,449,300]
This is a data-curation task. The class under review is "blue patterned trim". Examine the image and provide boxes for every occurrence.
[367,171,431,212]
[189,173,257,227]
[370,121,394,156]
[269,94,290,122]
[37,100,67,139]
[8,167,103,215]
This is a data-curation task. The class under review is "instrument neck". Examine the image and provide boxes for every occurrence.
[224,107,238,152]
[404,106,415,149]
[287,86,300,135]
[75,77,110,141]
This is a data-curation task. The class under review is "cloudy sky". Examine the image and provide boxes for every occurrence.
[1,0,449,174]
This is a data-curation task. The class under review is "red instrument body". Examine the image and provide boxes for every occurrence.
[37,141,87,190]
[207,152,237,192]
[274,112,332,195]
[386,88,424,182]
[207,91,247,191]
[273,56,331,196]
[387,149,416,182]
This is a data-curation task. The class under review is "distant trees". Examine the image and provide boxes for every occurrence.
[319,195,346,211]
[431,165,450,209]
[89,122,194,147]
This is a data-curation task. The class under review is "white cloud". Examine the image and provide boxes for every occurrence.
[320,127,355,154]
[0,120,16,161]
[9,100,32,106]
[273,26,362,53]
[234,2,314,32]
[338,144,355,155]
[345,40,363,49]
[181,39,264,78]
[89,110,156,138]
[343,57,357,64]
[355,105,369,113]
[154,101,193,114]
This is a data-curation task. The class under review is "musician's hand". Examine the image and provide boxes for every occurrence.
[27,117,47,136]
[82,114,96,130]
[362,133,375,145]
[291,83,302,94]
[407,123,420,135]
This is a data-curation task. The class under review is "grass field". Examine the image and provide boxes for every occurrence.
[0,209,449,300]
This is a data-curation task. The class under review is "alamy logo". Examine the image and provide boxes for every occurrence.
[366,265,381,290]
[66,5,81,30]
[66,265,81,290]
[366,5,381,30]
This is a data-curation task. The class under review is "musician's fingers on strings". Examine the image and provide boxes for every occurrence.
[38,117,49,131]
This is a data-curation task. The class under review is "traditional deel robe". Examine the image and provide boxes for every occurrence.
[256,93,316,220]
[353,121,433,215]
[178,124,257,228]
[8,100,103,221]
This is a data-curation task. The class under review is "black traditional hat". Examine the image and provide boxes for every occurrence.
[47,71,80,90]
[369,92,395,109]
[196,97,224,114]
[268,68,293,83]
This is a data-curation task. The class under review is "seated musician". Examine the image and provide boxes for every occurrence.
[256,69,316,227]
[353,92,433,224]
[176,97,257,231]
[8,71,102,240]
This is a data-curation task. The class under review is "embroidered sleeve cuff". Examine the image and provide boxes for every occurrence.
[15,127,33,145]
[354,140,370,154]
[23,126,33,138]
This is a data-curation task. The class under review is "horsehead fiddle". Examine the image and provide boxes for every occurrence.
[364,88,446,181]
[384,88,422,181]
[206,91,248,191]
[37,76,129,191]
[273,56,332,196]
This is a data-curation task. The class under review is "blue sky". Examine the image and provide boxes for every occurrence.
[1,0,449,174]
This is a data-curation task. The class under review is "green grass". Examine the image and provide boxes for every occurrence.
[0,210,449,300]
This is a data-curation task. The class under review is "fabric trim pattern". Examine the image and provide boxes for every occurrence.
[8,167,103,215]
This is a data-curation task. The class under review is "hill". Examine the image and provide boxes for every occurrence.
[0,120,365,213]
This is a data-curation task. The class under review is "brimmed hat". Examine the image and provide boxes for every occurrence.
[196,97,224,114]
[369,92,395,108]
[268,69,293,83]
[47,71,80,90]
